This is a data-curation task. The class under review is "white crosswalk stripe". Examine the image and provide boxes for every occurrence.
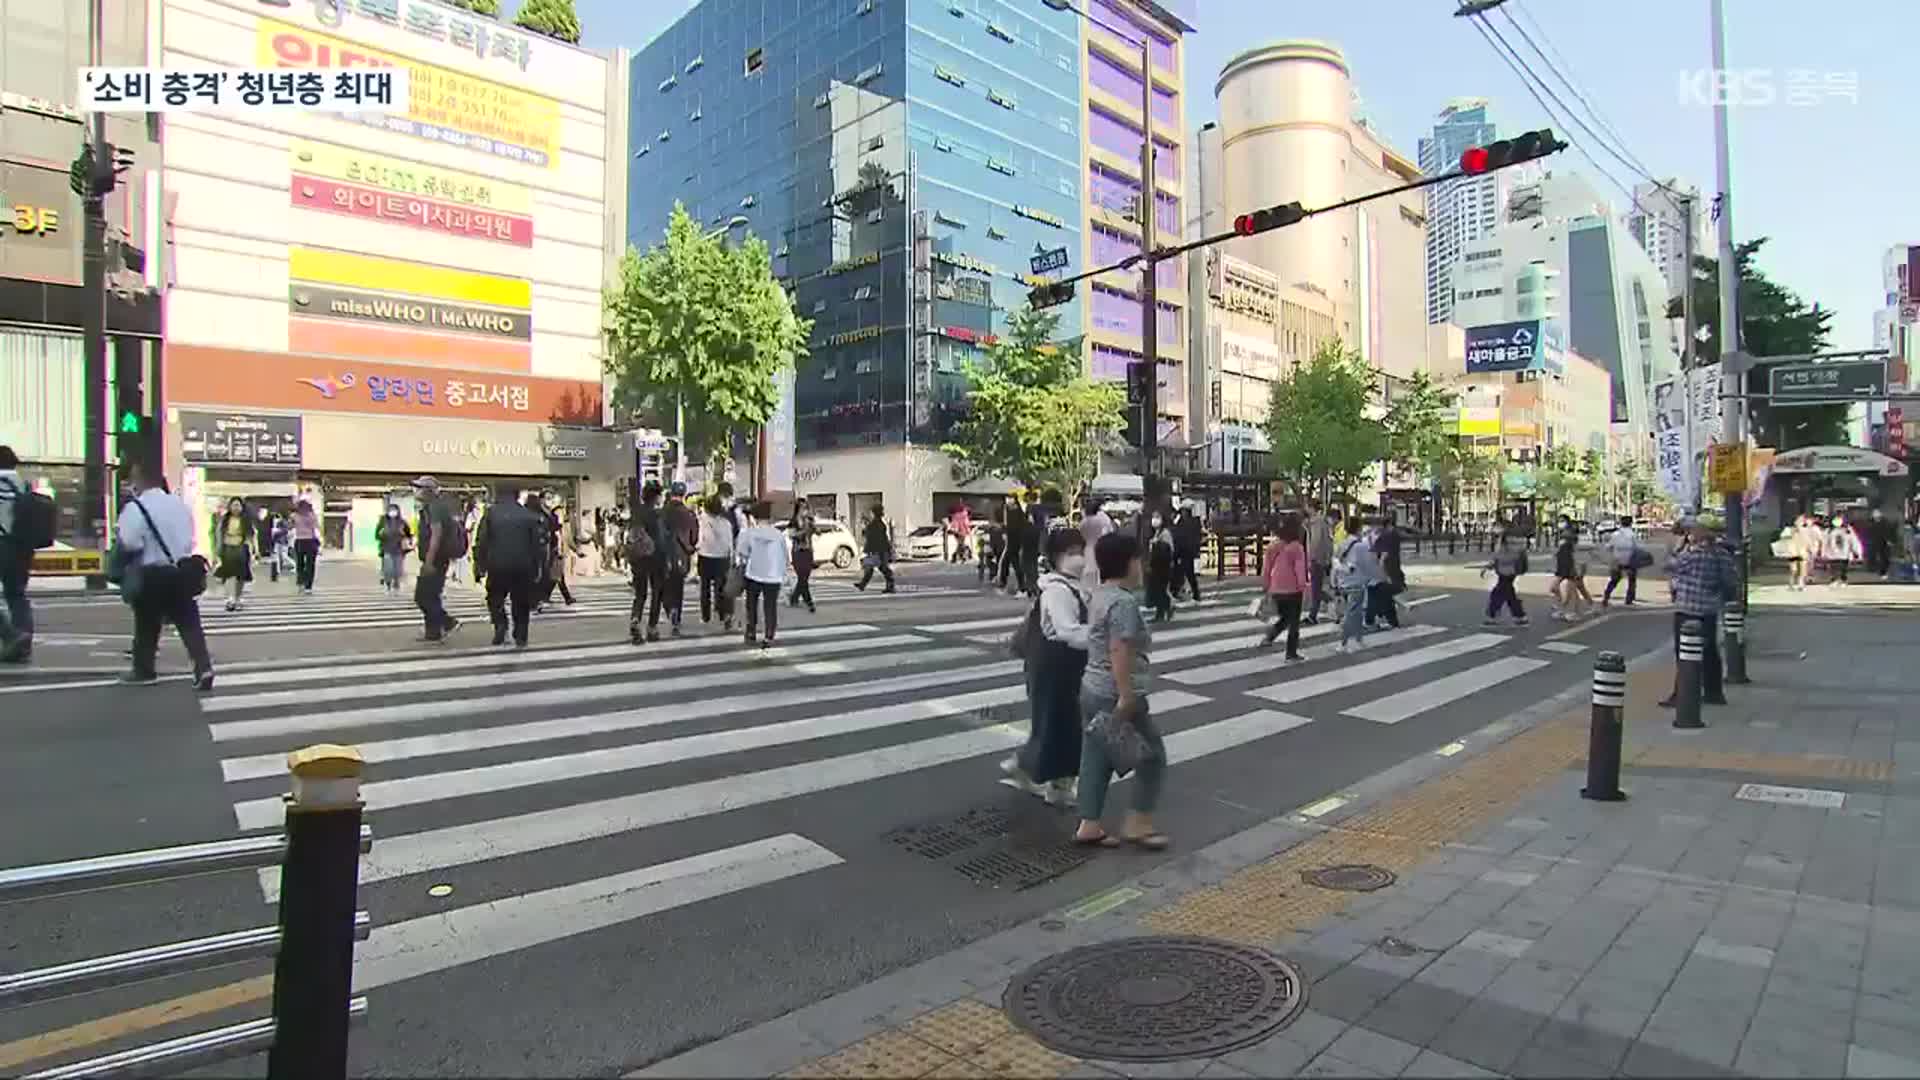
[197,593,1591,985]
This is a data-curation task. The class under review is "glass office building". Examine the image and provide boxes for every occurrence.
[629,0,1105,522]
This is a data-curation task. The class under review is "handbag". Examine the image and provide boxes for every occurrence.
[1085,702,1150,778]
[127,497,209,600]
[723,561,746,601]
[1245,595,1270,620]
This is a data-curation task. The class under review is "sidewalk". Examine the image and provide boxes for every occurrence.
[631,606,1920,1079]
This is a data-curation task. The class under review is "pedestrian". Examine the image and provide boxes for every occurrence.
[627,480,668,644]
[658,483,697,633]
[697,494,738,629]
[854,504,896,592]
[1367,515,1404,629]
[981,514,1006,586]
[375,502,412,594]
[1170,503,1204,603]
[1822,515,1861,586]
[1073,531,1168,849]
[1019,496,1047,590]
[1867,508,1895,578]
[1304,503,1336,625]
[1550,514,1588,621]
[0,445,41,664]
[410,476,463,643]
[948,502,973,563]
[289,498,321,594]
[114,458,215,690]
[1333,524,1380,650]
[1482,531,1530,627]
[997,495,1025,594]
[543,496,578,608]
[1007,527,1091,807]
[787,500,818,612]
[737,500,790,649]
[1601,514,1641,606]
[212,497,255,612]
[1662,518,1736,708]
[474,483,542,648]
[1260,516,1308,660]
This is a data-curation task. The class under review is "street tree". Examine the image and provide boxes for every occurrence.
[942,306,1126,505]
[513,0,580,43]
[1430,444,1501,527]
[1672,237,1839,450]
[1263,340,1387,502]
[1382,371,1459,480]
[446,0,499,15]
[604,202,812,472]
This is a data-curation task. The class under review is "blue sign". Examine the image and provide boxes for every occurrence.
[1465,319,1565,375]
[1029,246,1070,275]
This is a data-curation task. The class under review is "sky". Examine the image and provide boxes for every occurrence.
[548,0,1914,351]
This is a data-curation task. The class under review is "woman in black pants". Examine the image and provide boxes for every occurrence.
[787,502,817,612]
[697,496,736,628]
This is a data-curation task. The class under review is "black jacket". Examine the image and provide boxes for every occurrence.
[862,518,893,557]
[476,501,543,575]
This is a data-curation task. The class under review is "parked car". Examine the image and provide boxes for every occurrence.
[904,525,948,560]
[777,517,860,570]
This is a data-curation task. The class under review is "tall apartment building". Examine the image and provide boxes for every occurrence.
[626,0,1189,527]
[1626,178,1711,307]
[1419,99,1505,326]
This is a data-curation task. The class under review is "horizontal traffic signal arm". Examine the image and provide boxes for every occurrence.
[1025,129,1568,307]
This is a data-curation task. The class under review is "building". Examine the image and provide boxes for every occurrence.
[1447,170,1680,440]
[624,0,1191,527]
[1419,99,1505,327]
[1869,243,1917,459]
[1208,41,1428,381]
[1625,178,1710,308]
[0,0,165,542]
[157,0,625,555]
[1442,343,1614,510]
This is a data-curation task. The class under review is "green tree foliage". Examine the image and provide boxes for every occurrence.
[604,203,811,464]
[1430,444,1502,524]
[1672,238,1839,450]
[446,0,500,15]
[512,0,579,43]
[1536,444,1595,514]
[1381,371,1459,480]
[942,307,1126,503]
[1263,340,1386,499]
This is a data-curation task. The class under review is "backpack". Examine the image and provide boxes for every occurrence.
[1009,581,1087,661]
[626,510,659,562]
[1332,538,1367,591]
[1,481,56,550]
[442,514,470,561]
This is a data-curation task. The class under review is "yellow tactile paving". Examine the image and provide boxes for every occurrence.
[956,1032,1078,1078]
[780,1029,958,1079]
[1621,745,1892,782]
[904,1000,1018,1057]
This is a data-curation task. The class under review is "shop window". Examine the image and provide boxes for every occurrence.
[745,47,765,76]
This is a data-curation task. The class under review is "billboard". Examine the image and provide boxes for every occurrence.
[179,411,304,468]
[1464,319,1564,374]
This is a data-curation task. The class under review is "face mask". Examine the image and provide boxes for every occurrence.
[387,509,399,517]
[1151,517,1163,529]
[1058,553,1086,576]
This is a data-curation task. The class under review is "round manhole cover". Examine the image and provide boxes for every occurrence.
[1003,936,1307,1062]
[1300,864,1396,892]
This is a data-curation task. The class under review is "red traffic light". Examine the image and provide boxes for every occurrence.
[1458,129,1562,177]
[1459,146,1490,174]
[1234,213,1257,236]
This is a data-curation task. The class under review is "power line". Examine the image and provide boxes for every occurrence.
[1477,12,1661,193]
[1504,2,1659,183]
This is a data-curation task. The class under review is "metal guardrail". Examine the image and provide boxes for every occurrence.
[1,744,371,1080]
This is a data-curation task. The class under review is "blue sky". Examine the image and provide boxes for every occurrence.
[553,0,1911,350]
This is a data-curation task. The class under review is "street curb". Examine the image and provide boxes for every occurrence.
[626,639,1675,1078]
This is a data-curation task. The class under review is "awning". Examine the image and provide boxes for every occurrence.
[1090,473,1145,495]
[1770,445,1909,477]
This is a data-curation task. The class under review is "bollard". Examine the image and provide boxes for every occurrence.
[1215,533,1226,580]
[267,744,366,1080]
[1722,601,1750,685]
[1582,651,1628,801]
[1673,618,1706,730]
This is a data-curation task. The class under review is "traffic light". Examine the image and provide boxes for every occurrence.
[1027,280,1075,310]
[112,340,154,468]
[1232,201,1306,237]
[1458,129,1563,175]
[1126,361,1151,407]
[68,142,124,199]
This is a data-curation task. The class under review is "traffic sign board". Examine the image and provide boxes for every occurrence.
[1768,360,1886,405]
[1029,246,1069,275]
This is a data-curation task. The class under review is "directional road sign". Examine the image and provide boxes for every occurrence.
[1768,360,1886,406]
[1029,246,1069,275]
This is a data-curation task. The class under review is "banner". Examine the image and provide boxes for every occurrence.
[1652,374,1691,506]
[258,19,560,168]
[765,367,797,496]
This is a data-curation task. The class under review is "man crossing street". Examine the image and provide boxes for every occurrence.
[475,484,544,649]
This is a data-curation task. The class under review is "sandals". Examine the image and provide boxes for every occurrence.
[1122,832,1171,850]
[1073,832,1121,848]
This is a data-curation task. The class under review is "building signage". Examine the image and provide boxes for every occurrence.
[258,19,560,168]
[288,246,530,309]
[1768,360,1885,405]
[938,325,998,347]
[289,138,533,214]
[179,411,304,468]
[289,284,532,340]
[254,0,538,73]
[827,326,882,346]
[1770,444,1909,477]
[1888,407,1906,457]
[1464,319,1564,374]
[931,251,995,276]
[1029,246,1070,275]
[1012,204,1065,229]
[544,443,589,460]
[168,345,603,425]
[1456,406,1500,436]
[826,253,881,275]
[291,174,533,246]
[765,367,796,496]
[6,204,60,235]
[1652,374,1691,505]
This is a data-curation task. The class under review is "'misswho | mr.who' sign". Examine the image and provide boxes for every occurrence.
[1465,319,1565,375]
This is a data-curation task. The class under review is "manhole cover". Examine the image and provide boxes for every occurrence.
[885,803,1095,891]
[1300,864,1396,892]
[1004,936,1307,1062]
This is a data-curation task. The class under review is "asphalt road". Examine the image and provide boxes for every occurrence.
[0,563,1676,1077]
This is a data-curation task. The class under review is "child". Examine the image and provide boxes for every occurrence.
[1483,533,1530,626]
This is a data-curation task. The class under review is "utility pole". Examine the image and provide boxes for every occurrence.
[1135,29,1162,526]
[1709,0,1746,560]
[79,0,111,580]
[1678,193,1699,512]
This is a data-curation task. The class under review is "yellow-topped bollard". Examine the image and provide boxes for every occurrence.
[285,744,365,812]
[269,743,367,1080]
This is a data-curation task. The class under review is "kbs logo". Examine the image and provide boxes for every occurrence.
[1677,68,1861,108]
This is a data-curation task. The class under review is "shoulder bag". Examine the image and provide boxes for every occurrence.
[126,498,209,601]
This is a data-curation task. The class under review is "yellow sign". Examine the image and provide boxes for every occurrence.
[258,19,560,169]
[1708,442,1747,494]
[1457,407,1501,436]
[32,549,103,576]
[288,247,531,309]
[289,139,532,215]
[9,205,59,234]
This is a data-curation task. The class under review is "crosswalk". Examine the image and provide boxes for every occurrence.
[201,586,1595,997]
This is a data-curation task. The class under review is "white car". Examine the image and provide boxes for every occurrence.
[904,525,950,560]
[778,517,860,570]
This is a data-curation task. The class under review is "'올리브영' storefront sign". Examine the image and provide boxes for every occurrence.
[290,175,534,246]
[259,19,560,168]
[290,138,533,214]
[167,345,602,425]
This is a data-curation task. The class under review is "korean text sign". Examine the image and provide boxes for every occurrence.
[80,67,406,112]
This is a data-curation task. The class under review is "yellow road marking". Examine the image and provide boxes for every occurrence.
[0,974,273,1071]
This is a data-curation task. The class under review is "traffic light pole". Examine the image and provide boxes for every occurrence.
[80,0,111,582]
[1135,31,1162,530]
[1710,0,1748,596]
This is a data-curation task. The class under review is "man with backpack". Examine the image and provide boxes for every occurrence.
[474,483,543,648]
[411,476,464,643]
[660,482,699,635]
[627,479,668,644]
[0,445,54,663]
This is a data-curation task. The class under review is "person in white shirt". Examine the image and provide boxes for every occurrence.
[735,500,791,649]
[116,459,215,689]
[1602,515,1641,607]
[1006,528,1091,807]
[696,495,738,631]
[1078,498,1115,589]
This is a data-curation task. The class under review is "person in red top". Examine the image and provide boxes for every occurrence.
[1260,516,1310,661]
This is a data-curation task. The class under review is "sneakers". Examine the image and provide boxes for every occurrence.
[1483,617,1502,627]
[192,670,215,692]
[118,671,160,686]
[1284,653,1305,664]
[630,621,645,645]
[1515,617,1531,627]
